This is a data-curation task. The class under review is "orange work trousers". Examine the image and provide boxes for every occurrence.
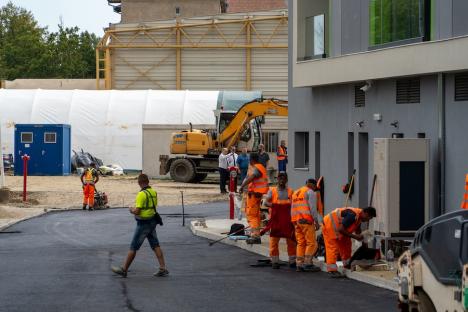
[269,236,296,263]
[323,226,352,272]
[83,184,95,208]
[246,193,262,236]
[294,223,317,265]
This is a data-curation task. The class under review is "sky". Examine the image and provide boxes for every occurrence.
[0,0,121,35]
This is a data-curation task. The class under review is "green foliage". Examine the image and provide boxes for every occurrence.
[0,1,100,80]
[369,0,423,46]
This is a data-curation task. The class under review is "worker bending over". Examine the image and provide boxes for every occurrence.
[263,172,296,269]
[80,162,99,210]
[240,152,269,244]
[322,206,376,278]
[291,179,322,272]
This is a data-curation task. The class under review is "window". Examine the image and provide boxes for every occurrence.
[305,14,325,59]
[44,132,57,143]
[369,0,426,47]
[455,73,468,102]
[294,132,309,169]
[315,132,321,177]
[354,85,366,107]
[396,78,420,104]
[262,132,279,153]
[21,132,33,143]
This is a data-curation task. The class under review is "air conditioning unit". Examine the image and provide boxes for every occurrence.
[372,138,429,237]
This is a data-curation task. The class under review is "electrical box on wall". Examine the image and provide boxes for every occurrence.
[372,138,429,236]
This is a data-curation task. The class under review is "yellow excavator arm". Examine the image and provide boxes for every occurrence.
[218,98,288,148]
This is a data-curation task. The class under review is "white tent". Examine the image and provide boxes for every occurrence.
[0,89,219,170]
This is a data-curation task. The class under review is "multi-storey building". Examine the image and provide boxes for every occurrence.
[289,0,468,220]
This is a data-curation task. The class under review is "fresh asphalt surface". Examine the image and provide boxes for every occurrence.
[1,202,398,312]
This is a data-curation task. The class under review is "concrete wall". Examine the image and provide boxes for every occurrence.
[121,0,220,22]
[225,0,287,13]
[3,79,103,90]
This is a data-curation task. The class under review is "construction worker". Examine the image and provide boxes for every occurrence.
[277,140,288,172]
[80,162,99,210]
[239,152,269,244]
[322,206,376,278]
[461,173,468,209]
[263,172,296,269]
[112,174,168,278]
[291,179,322,272]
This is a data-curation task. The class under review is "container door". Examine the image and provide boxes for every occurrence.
[42,130,61,175]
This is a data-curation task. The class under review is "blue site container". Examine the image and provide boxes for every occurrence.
[14,124,71,176]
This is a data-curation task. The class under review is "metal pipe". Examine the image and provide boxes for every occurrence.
[437,73,446,216]
[176,25,182,90]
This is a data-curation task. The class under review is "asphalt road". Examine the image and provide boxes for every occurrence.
[0,202,398,312]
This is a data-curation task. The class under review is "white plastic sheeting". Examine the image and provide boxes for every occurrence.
[0,89,219,169]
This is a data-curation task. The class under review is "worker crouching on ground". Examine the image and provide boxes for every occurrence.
[80,162,99,211]
[112,174,168,278]
[239,152,269,244]
[291,179,322,272]
[322,206,376,278]
[262,172,296,269]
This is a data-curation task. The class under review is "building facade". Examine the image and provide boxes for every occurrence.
[224,0,287,13]
[288,0,468,218]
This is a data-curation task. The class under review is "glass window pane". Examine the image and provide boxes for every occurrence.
[314,14,325,56]
[369,0,423,46]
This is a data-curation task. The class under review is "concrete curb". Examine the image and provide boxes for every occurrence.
[190,219,399,292]
[0,210,49,232]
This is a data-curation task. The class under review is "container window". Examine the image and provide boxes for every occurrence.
[294,132,309,169]
[21,132,33,143]
[44,132,57,144]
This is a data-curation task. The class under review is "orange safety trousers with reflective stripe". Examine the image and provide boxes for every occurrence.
[83,184,95,207]
[291,186,314,223]
[461,174,468,209]
[294,223,317,266]
[246,194,262,236]
[322,207,362,272]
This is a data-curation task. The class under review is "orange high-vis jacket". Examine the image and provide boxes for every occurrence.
[277,146,287,161]
[462,174,468,209]
[323,207,362,240]
[291,186,314,223]
[248,163,269,194]
[271,187,293,205]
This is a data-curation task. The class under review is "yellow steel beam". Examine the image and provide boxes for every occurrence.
[246,21,252,91]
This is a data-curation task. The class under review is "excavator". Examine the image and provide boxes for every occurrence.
[159,98,288,183]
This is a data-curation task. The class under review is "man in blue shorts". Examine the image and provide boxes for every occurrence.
[112,174,168,278]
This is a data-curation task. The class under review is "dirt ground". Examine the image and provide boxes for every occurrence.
[0,174,227,220]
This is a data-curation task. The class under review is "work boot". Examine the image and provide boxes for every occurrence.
[296,265,304,272]
[154,268,169,277]
[82,204,87,210]
[88,206,94,211]
[302,264,321,272]
[271,262,280,269]
[246,236,261,244]
[289,262,297,269]
[328,271,346,278]
[111,266,127,278]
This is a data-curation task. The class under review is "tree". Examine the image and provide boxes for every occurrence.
[0,1,100,80]
[0,1,48,79]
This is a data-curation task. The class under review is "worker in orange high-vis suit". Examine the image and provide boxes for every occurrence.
[80,162,99,211]
[277,140,288,173]
[240,152,269,244]
[461,174,468,209]
[263,172,296,269]
[322,206,376,278]
[291,179,322,272]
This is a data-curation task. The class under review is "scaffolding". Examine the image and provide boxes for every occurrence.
[96,12,288,92]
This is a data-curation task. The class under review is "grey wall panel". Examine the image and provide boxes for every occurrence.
[341,0,362,55]
[453,0,468,36]
[445,73,468,213]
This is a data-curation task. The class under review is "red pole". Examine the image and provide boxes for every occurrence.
[22,154,30,202]
[228,166,237,219]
